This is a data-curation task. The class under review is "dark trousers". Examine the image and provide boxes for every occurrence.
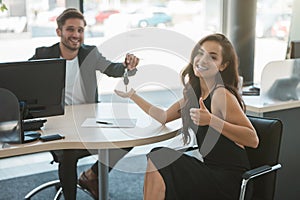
[51,147,132,200]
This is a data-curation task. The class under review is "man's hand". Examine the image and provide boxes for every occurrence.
[124,53,139,70]
[114,89,136,98]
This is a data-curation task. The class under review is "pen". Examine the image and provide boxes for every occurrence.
[96,121,113,125]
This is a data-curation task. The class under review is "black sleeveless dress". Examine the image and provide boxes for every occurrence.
[147,92,252,200]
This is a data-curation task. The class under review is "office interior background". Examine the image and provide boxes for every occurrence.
[1,0,300,199]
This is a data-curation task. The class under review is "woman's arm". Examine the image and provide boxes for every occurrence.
[210,88,259,148]
[190,88,258,148]
[115,89,182,124]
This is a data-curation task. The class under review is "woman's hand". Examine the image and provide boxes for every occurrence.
[114,88,136,98]
[190,97,212,126]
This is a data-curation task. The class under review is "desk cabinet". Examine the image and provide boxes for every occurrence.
[245,96,300,200]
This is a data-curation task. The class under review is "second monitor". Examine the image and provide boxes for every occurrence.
[0,58,66,120]
[0,58,66,143]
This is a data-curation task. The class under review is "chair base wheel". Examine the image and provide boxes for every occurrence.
[24,179,94,200]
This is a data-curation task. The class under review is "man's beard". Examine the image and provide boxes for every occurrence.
[61,37,82,51]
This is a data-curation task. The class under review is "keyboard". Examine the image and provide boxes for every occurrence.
[22,119,47,131]
[24,131,41,143]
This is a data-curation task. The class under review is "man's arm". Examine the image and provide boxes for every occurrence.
[83,46,138,78]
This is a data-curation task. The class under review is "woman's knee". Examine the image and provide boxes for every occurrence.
[144,160,166,199]
[146,147,181,170]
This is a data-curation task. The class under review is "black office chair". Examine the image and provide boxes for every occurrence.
[240,116,283,200]
[24,179,94,200]
[0,88,22,144]
[24,151,97,200]
[178,115,283,200]
[24,152,94,199]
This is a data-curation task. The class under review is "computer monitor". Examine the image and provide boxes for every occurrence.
[0,58,66,120]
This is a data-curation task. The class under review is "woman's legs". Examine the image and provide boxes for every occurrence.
[144,159,166,200]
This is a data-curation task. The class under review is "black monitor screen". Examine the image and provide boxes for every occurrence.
[0,58,66,119]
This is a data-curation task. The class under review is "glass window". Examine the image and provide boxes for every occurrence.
[0,0,295,87]
[0,0,66,62]
[254,0,293,84]
[82,0,220,39]
[80,0,220,95]
[0,0,222,62]
[0,0,222,96]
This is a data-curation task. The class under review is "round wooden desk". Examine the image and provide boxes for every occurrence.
[1,102,182,200]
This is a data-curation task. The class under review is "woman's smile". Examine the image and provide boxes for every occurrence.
[196,64,209,71]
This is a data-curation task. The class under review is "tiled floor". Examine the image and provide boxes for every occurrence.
[0,152,96,180]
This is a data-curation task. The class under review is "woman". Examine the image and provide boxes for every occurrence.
[115,33,259,200]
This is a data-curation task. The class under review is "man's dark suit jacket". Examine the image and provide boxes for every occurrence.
[29,42,127,103]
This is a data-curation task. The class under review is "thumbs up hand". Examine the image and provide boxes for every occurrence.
[190,97,212,126]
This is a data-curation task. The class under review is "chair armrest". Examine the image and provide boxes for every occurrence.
[242,164,282,180]
[239,164,281,200]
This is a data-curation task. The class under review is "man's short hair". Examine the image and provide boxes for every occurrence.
[56,8,87,29]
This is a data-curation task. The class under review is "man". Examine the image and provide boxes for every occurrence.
[30,8,139,200]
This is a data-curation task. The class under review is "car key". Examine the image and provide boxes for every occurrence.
[123,55,138,92]
[123,68,129,92]
[123,56,129,92]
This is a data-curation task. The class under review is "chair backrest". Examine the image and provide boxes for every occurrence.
[246,116,283,200]
[0,88,22,143]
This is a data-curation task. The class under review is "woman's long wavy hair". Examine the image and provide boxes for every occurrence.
[180,33,245,144]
